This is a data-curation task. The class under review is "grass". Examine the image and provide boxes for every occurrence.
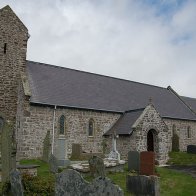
[19,159,53,179]
[167,151,196,165]
[1,152,196,195]
[157,167,196,196]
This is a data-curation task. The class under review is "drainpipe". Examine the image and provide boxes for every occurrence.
[52,105,57,154]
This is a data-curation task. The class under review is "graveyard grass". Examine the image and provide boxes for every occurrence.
[168,151,196,165]
[1,152,195,195]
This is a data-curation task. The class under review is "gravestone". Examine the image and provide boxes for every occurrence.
[88,155,105,178]
[71,143,82,159]
[42,131,51,162]
[108,134,120,161]
[140,151,155,176]
[128,151,140,173]
[126,174,160,196]
[10,169,24,196]
[108,150,120,160]
[49,154,58,174]
[55,169,123,196]
[187,145,196,154]
[1,119,16,182]
[172,133,179,152]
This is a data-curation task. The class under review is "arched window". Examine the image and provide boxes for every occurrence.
[187,126,191,138]
[59,115,65,135]
[88,119,94,136]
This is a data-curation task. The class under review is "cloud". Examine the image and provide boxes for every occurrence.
[0,0,196,97]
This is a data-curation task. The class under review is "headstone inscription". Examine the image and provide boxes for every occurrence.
[88,155,105,178]
[55,169,123,196]
[140,151,155,176]
[10,169,24,196]
[128,151,140,173]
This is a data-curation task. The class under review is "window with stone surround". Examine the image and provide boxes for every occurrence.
[88,119,94,137]
[59,115,65,135]
[187,126,191,138]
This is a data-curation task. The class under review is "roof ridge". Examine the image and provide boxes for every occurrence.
[26,60,167,90]
[181,96,196,100]
[167,86,196,116]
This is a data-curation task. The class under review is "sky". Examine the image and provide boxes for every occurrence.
[1,0,196,97]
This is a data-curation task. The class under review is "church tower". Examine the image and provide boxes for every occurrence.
[0,5,29,123]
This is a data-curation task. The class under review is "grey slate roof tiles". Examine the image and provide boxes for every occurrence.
[26,61,196,121]
[181,96,196,113]
[104,109,144,135]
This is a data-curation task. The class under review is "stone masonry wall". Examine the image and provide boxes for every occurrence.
[105,105,170,164]
[16,103,120,159]
[105,104,170,164]
[0,6,28,124]
[134,105,169,165]
[164,118,196,152]
[104,133,137,160]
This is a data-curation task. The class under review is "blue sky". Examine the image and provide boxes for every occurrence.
[0,0,196,97]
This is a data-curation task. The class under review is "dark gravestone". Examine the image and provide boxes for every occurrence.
[42,131,51,162]
[88,155,105,178]
[49,154,58,174]
[172,133,179,152]
[128,151,140,172]
[187,145,196,154]
[126,174,160,196]
[1,121,16,182]
[140,151,155,176]
[55,169,123,196]
[10,169,24,196]
[71,143,82,159]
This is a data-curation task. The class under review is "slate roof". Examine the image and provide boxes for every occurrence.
[26,61,196,121]
[181,96,196,113]
[104,109,144,135]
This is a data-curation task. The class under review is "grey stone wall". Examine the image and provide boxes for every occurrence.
[105,104,170,164]
[0,6,28,124]
[133,105,169,165]
[16,103,120,159]
[164,118,196,152]
[16,100,196,164]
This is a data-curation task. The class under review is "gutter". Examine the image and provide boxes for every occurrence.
[51,105,57,154]
[30,101,123,114]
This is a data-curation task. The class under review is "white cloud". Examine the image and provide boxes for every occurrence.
[0,0,196,97]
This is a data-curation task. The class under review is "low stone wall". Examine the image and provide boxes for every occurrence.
[17,165,40,176]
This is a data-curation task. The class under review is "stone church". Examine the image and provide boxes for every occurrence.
[0,5,196,165]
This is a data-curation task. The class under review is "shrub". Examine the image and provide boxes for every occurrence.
[22,173,55,196]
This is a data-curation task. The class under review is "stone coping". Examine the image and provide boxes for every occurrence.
[17,164,40,169]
